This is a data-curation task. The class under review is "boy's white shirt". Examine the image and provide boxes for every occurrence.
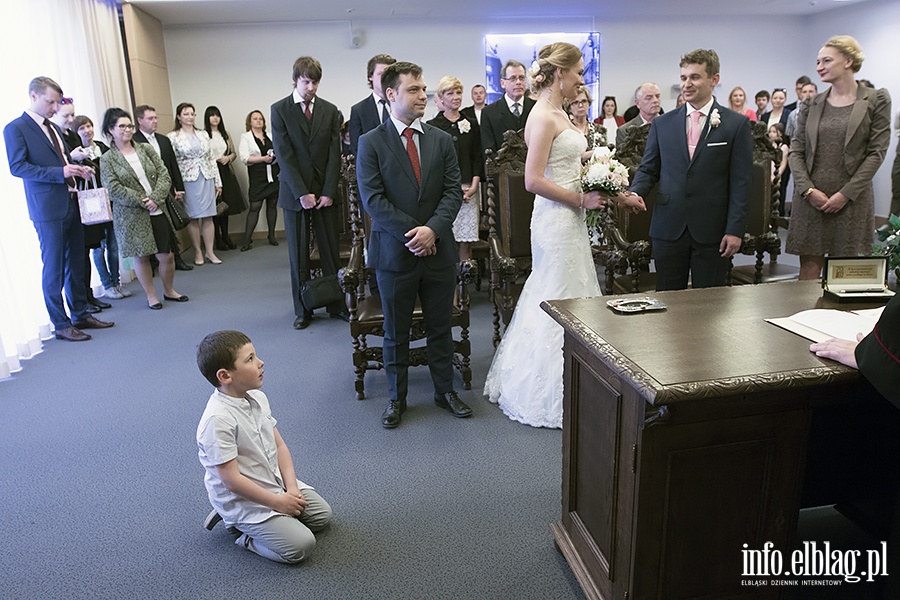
[197,388,310,525]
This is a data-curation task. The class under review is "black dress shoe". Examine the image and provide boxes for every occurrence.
[293,314,312,330]
[90,298,112,309]
[434,391,473,418]
[54,326,91,342]
[329,310,350,322]
[240,243,253,252]
[72,315,115,329]
[174,259,194,271]
[381,399,407,428]
[164,294,190,302]
[84,304,102,314]
[149,302,163,310]
[268,237,279,246]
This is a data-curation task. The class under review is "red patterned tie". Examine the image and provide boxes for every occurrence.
[304,102,312,120]
[44,119,76,188]
[402,128,421,185]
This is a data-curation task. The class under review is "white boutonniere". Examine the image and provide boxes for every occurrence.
[457,119,471,134]
[709,108,721,129]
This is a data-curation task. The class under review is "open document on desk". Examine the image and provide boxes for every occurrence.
[766,307,885,343]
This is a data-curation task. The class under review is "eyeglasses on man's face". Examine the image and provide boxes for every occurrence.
[502,75,527,82]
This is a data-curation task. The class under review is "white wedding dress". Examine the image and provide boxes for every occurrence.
[484,129,602,428]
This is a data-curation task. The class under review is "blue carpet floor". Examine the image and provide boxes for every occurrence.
[0,243,585,600]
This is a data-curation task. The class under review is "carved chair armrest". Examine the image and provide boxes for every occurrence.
[340,243,366,317]
[456,259,476,312]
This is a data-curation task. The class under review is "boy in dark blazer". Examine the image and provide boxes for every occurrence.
[356,61,469,429]
[629,49,753,291]
[348,53,396,158]
[271,56,346,329]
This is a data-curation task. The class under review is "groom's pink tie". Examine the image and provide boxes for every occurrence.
[687,110,702,159]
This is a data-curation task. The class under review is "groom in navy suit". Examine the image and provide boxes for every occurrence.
[356,61,470,428]
[628,49,752,291]
[4,76,113,341]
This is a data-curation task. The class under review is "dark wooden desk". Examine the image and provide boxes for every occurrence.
[543,281,897,600]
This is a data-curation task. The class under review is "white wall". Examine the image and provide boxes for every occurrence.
[806,0,899,217]
[163,10,894,229]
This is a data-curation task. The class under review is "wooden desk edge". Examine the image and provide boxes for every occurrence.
[541,300,860,407]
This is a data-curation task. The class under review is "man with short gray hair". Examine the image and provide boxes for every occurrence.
[617,82,661,148]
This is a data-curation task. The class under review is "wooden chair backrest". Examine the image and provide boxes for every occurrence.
[486,129,534,260]
[745,160,772,237]
[498,170,535,259]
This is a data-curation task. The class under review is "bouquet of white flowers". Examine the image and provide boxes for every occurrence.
[580,146,630,229]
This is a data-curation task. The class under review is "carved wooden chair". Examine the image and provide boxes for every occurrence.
[592,124,655,294]
[338,157,474,399]
[484,130,535,347]
[731,121,799,284]
[309,162,353,273]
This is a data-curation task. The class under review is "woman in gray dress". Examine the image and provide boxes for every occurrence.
[786,35,892,280]
[100,108,188,309]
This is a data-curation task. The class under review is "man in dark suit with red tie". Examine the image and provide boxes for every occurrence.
[479,60,535,157]
[3,76,114,341]
[348,53,397,158]
[271,56,347,330]
[356,61,470,429]
[628,49,753,291]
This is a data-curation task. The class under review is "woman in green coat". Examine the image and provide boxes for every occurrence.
[99,108,188,309]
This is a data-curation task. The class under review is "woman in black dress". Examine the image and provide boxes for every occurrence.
[238,110,280,251]
[427,76,483,261]
[204,106,246,250]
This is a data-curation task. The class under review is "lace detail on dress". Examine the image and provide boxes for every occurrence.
[483,129,601,428]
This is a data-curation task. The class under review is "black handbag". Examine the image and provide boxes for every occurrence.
[299,275,343,310]
[166,193,190,230]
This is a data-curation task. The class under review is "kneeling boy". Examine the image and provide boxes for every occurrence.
[196,330,332,563]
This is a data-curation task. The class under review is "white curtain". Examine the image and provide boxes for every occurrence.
[0,0,131,379]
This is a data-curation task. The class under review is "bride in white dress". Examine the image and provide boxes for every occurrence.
[484,42,645,428]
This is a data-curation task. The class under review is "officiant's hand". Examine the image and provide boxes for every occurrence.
[810,334,863,369]
[405,226,437,256]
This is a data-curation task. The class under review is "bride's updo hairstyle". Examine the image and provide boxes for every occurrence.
[529,42,582,93]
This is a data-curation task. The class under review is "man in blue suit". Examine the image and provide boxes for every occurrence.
[4,77,114,341]
[628,49,753,291]
[348,53,396,158]
[356,61,470,429]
